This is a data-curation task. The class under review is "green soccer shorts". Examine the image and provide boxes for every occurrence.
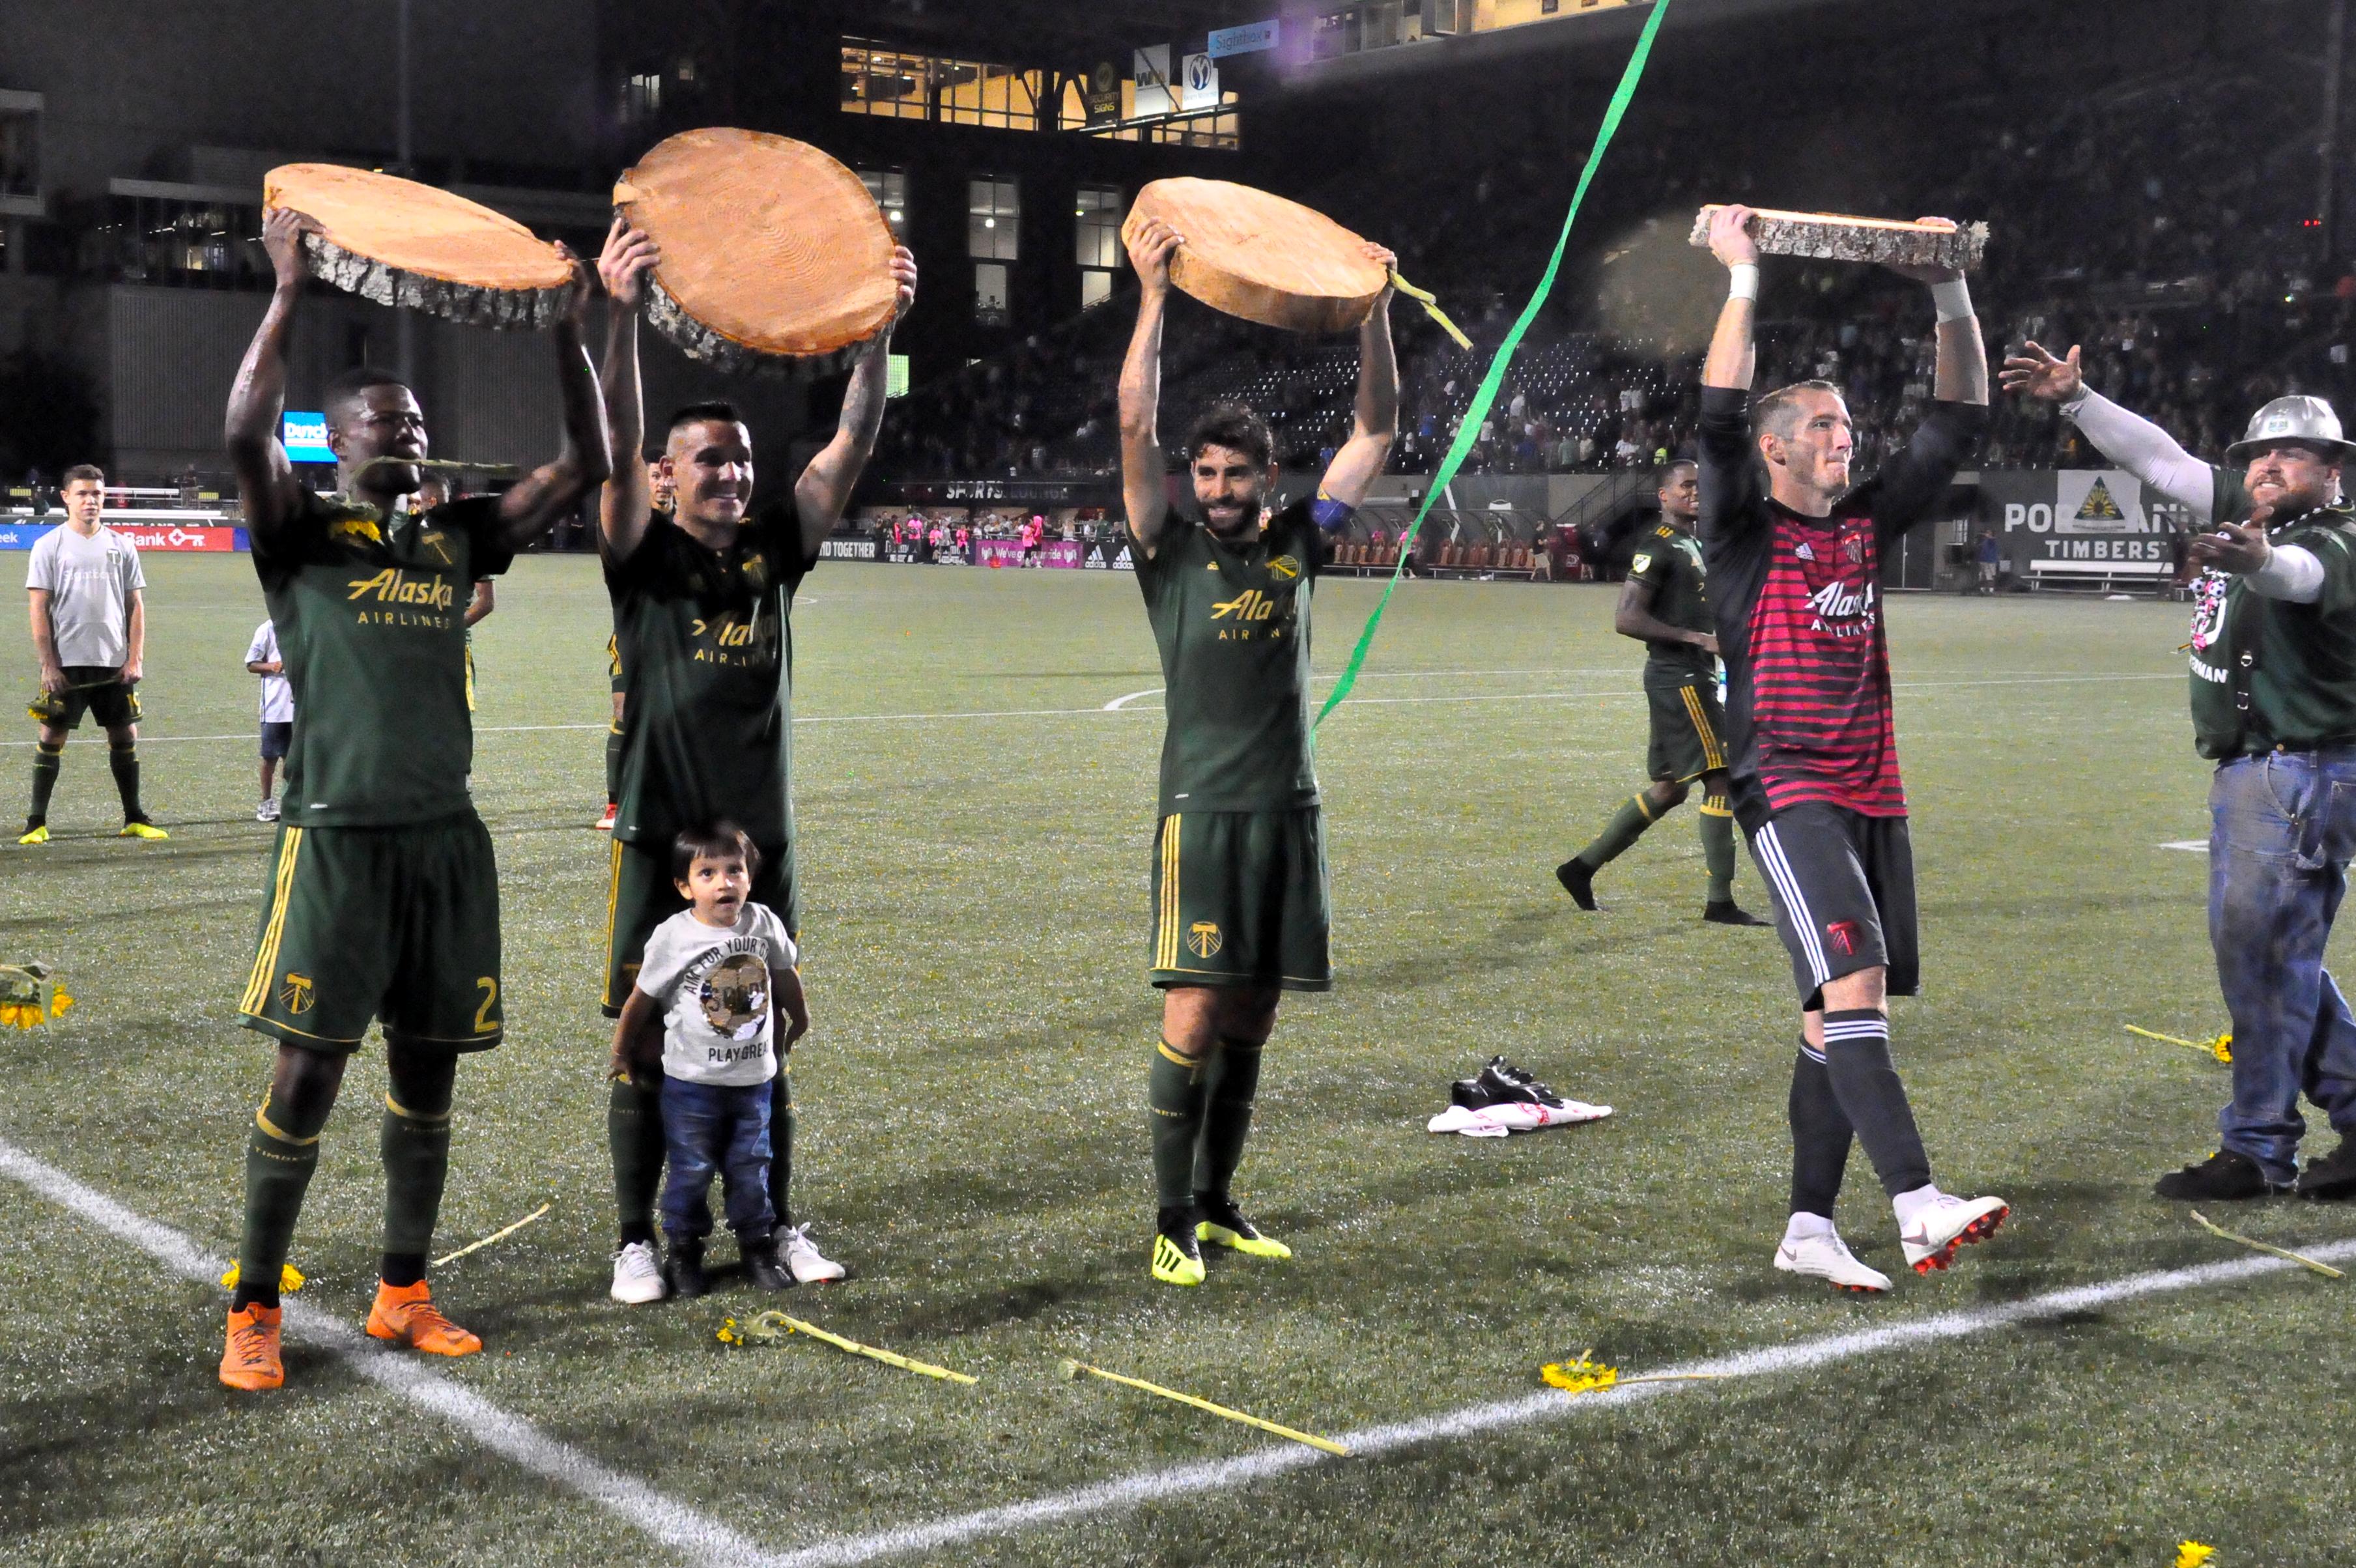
[1148,806,1331,992]
[31,666,141,731]
[237,814,504,1052]
[1646,678,1729,785]
[601,833,800,1017]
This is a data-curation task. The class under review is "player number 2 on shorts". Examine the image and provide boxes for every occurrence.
[473,977,499,1033]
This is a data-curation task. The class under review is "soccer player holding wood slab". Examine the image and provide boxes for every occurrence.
[218,205,608,1391]
[1696,203,2007,1293]
[593,215,916,1304]
[1117,208,1397,1287]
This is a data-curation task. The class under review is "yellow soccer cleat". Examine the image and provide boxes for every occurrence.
[119,820,169,840]
[16,825,48,846]
[366,1279,481,1357]
[1197,1200,1292,1261]
[1150,1228,1206,1287]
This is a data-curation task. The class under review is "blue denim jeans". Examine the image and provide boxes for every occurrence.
[2209,749,2356,1182]
[658,1077,776,1245]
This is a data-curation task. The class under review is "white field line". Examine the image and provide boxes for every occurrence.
[0,672,2182,748]
[0,1135,771,1568]
[763,1236,2356,1568]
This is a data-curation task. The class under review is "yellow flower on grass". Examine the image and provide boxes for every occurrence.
[2176,1542,2215,1567]
[2209,1033,2232,1063]
[218,1262,305,1293]
[48,989,72,1018]
[1540,1357,1618,1395]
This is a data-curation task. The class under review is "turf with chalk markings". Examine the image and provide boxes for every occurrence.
[3,555,2353,1566]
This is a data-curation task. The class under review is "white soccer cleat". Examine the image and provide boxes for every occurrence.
[1899,1192,2009,1274]
[1774,1230,1892,1293]
[609,1240,666,1304]
[781,1223,847,1284]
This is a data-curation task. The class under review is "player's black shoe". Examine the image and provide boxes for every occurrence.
[742,1238,795,1292]
[1703,901,1768,927]
[2153,1149,2284,1201]
[662,1241,710,1298]
[1554,858,1598,911]
[2296,1139,2356,1201]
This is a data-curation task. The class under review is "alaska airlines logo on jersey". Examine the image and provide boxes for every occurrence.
[346,567,457,627]
[1806,577,1877,636]
[1210,586,1294,641]
[687,614,780,668]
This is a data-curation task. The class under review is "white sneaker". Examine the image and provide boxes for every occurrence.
[780,1223,847,1284]
[256,799,279,823]
[1774,1230,1892,1293]
[609,1240,666,1304]
[1899,1192,2009,1274]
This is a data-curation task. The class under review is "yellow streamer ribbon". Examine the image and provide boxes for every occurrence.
[431,1202,552,1268]
[720,1311,977,1384]
[1389,270,1472,350]
[1061,1358,1347,1455]
[2127,1025,2232,1063]
[219,1262,305,1294]
[2189,1210,2344,1279]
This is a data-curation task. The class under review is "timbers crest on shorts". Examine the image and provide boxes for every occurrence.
[1187,921,1224,958]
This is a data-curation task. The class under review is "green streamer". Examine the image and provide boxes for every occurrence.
[1316,0,1673,727]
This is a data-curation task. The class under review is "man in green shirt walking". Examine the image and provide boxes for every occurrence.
[215,206,608,1391]
[1555,459,1764,925]
[1118,212,1397,1286]
[2007,342,2356,1203]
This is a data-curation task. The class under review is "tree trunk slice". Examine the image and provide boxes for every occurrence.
[1688,206,1989,272]
[616,128,898,370]
[1124,178,1389,334]
[264,164,572,328]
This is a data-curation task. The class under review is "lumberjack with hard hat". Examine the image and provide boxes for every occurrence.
[2005,342,2356,1203]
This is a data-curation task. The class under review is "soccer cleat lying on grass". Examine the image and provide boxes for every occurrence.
[1774,1230,1892,1292]
[365,1279,481,1356]
[1899,1193,2009,1274]
[1427,1055,1612,1137]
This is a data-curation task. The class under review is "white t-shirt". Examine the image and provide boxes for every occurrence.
[26,524,144,668]
[246,620,294,723]
[635,903,798,1088]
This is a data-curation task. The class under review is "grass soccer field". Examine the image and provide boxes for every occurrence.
[5,554,2353,1568]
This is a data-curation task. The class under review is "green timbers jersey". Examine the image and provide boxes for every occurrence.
[606,502,812,849]
[253,489,513,826]
[1137,498,1334,815]
[1625,520,1714,685]
[2186,468,2356,759]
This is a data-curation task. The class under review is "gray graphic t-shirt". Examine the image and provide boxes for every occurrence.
[634,903,798,1087]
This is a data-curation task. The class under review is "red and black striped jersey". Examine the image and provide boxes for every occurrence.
[1697,386,1985,824]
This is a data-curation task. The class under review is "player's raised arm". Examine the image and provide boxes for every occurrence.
[1696,205,1764,537]
[225,208,319,549]
[1700,205,1759,395]
[597,216,660,560]
[492,245,610,550]
[795,246,919,558]
[1120,218,1182,556]
[1999,340,2217,521]
[1316,244,1400,515]
[1867,236,1991,537]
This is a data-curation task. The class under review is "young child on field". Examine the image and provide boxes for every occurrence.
[243,619,293,823]
[611,822,808,1298]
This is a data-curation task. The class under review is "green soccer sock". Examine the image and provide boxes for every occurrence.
[381,1072,455,1283]
[107,741,144,822]
[1193,1037,1264,1202]
[1575,792,1664,870]
[234,1092,327,1310]
[1148,1041,1210,1210]
[27,741,61,825]
[604,726,623,805]
[1699,795,1737,904]
[608,1070,666,1247]
[767,1068,796,1232]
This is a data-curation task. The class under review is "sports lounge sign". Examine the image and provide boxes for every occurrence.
[1978,470,2194,568]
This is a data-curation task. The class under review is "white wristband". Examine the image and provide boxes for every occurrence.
[1931,278,1974,324]
[1727,263,1759,302]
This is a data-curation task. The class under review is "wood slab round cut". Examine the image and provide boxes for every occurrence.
[615,128,898,373]
[264,164,573,328]
[1124,178,1388,334]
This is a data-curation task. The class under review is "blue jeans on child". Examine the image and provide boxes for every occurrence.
[658,1077,776,1245]
[2208,749,2356,1183]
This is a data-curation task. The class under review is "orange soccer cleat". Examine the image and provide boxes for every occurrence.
[365,1279,482,1358]
[220,1302,285,1391]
